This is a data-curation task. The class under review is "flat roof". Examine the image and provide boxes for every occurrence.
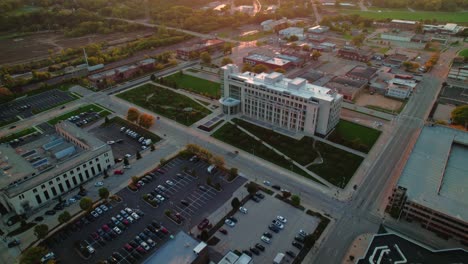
[391,19,417,25]
[143,231,199,264]
[234,71,341,102]
[1,122,110,197]
[357,232,468,263]
[346,65,378,79]
[398,126,468,222]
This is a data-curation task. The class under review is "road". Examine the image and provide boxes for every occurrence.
[310,0,322,24]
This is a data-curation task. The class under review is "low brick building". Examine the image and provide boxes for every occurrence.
[337,46,372,62]
[176,39,225,60]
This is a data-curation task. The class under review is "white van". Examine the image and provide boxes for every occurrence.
[207,164,216,174]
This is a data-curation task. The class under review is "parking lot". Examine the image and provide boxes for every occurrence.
[0,89,75,123]
[47,155,246,264]
[214,194,320,264]
[89,123,156,160]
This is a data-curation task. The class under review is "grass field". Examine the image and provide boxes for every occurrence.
[212,122,322,183]
[232,119,363,187]
[341,10,468,23]
[327,120,381,153]
[47,104,107,125]
[460,49,468,58]
[0,128,38,144]
[117,84,211,126]
[163,73,221,98]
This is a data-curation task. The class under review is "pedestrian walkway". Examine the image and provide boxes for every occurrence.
[343,102,394,121]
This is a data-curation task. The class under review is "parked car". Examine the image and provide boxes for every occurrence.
[239,207,248,214]
[298,229,308,237]
[218,228,228,235]
[7,239,20,248]
[268,224,280,233]
[181,200,190,206]
[294,235,305,243]
[255,243,265,251]
[263,232,272,238]
[286,250,296,258]
[255,192,265,199]
[272,185,281,190]
[250,247,260,255]
[251,196,260,202]
[272,220,284,229]
[165,180,174,186]
[292,241,303,249]
[197,218,209,230]
[277,215,287,223]
[263,180,271,186]
[224,219,235,227]
[260,236,271,244]
[94,181,104,187]
[113,227,122,234]
[114,170,124,175]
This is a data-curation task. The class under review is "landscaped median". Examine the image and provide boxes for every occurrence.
[219,119,364,188]
[327,119,381,153]
[116,83,212,126]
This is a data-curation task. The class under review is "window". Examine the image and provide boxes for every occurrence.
[56,178,60,182]
[72,176,77,186]
[33,188,37,193]
[51,187,57,196]
[58,183,64,193]
[85,170,90,179]
[44,190,50,200]
[63,174,68,178]
[41,184,45,189]
[89,161,92,165]
[65,180,71,189]
[97,164,102,172]
[78,173,83,182]
[35,195,42,204]
[49,181,53,185]
[91,167,96,176]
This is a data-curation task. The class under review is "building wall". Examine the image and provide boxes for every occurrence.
[386,86,410,99]
[1,150,114,215]
[381,34,412,42]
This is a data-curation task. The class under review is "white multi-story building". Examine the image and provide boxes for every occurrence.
[219,64,342,136]
[0,121,114,216]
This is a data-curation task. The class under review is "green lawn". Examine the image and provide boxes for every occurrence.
[341,10,468,23]
[0,128,38,144]
[117,84,211,126]
[459,49,468,58]
[47,104,106,125]
[163,73,221,99]
[327,120,381,153]
[232,119,364,188]
[212,122,321,183]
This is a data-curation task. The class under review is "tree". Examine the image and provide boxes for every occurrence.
[136,151,142,159]
[246,182,258,195]
[252,64,268,73]
[99,187,110,200]
[200,52,211,64]
[79,197,93,212]
[231,197,240,210]
[127,107,140,123]
[415,23,423,33]
[211,155,225,167]
[282,191,292,199]
[291,195,301,206]
[223,43,233,54]
[131,176,139,184]
[104,116,109,123]
[351,34,365,47]
[311,50,322,61]
[124,157,129,166]
[58,211,71,224]
[242,64,252,72]
[138,113,155,129]
[451,105,468,127]
[229,168,238,179]
[221,57,233,66]
[20,246,48,264]
[0,87,14,103]
[150,144,156,151]
[200,229,209,241]
[274,68,286,73]
[34,224,49,239]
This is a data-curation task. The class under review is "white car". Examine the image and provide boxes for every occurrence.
[100,204,108,212]
[277,216,287,223]
[127,216,134,223]
[261,236,271,244]
[94,181,104,187]
[68,197,77,203]
[125,208,133,214]
[131,212,140,220]
[107,141,115,145]
[156,195,165,202]
[95,207,103,214]
[86,245,95,254]
[147,238,156,247]
[299,229,308,237]
[125,154,132,158]
[263,180,271,186]
[272,220,284,229]
[138,180,145,186]
[141,241,150,251]
[123,165,131,169]
[113,226,122,234]
[120,127,126,132]
[239,207,248,214]
[91,210,99,218]
[165,180,174,186]
[225,219,235,227]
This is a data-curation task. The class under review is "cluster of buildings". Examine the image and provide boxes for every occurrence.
[370,67,417,99]
[176,39,225,60]
[88,58,156,89]
[0,121,114,216]
[220,64,343,136]
[323,66,377,101]
[337,46,373,62]
[378,19,464,35]
[387,126,468,245]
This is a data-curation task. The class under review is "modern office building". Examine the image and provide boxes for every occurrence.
[386,126,468,244]
[0,121,114,216]
[219,64,342,136]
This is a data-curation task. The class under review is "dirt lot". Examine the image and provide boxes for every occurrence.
[355,92,403,112]
[0,29,154,65]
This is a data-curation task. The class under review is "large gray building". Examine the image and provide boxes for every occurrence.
[219,64,342,136]
[0,121,114,216]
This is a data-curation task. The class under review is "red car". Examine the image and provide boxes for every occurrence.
[197,218,209,230]
[136,246,146,254]
[124,243,133,252]
[122,219,130,226]
[102,224,110,232]
[218,228,228,235]
[114,170,124,175]
[161,227,169,234]
[156,169,166,174]
[91,232,100,240]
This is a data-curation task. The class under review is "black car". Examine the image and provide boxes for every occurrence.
[251,196,260,202]
[53,203,64,211]
[139,232,148,240]
[112,252,123,260]
[129,241,138,248]
[242,250,252,257]
[263,232,273,239]
[272,185,281,190]
[292,241,303,249]
[250,247,260,255]
[147,225,156,233]
[103,233,112,241]
[108,257,118,264]
[268,224,280,233]
[7,240,20,248]
[135,236,143,244]
[227,216,238,223]
[255,192,265,199]
[35,216,44,222]
[255,243,265,251]
[181,200,190,206]
[151,220,161,229]
[286,250,296,258]
[144,228,152,237]
[294,235,305,243]
[45,210,56,215]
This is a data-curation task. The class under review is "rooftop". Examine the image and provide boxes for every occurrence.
[235,70,340,102]
[398,125,468,222]
[178,39,224,52]
[245,54,292,66]
[357,232,468,264]
[346,65,378,80]
[142,231,201,264]
[391,19,417,25]
[0,121,110,197]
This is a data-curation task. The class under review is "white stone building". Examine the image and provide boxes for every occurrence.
[0,121,114,216]
[219,64,342,136]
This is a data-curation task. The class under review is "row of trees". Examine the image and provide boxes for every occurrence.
[186,144,225,168]
[126,107,155,129]
[371,0,466,11]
